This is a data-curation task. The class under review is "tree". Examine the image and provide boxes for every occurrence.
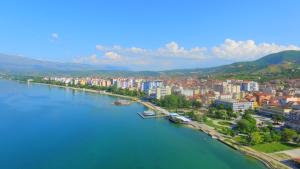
[227,110,237,118]
[250,132,263,145]
[270,130,281,142]
[215,110,228,119]
[272,114,284,124]
[262,132,273,143]
[242,112,256,125]
[281,128,298,142]
[237,119,257,134]
[245,109,255,115]
[191,100,202,108]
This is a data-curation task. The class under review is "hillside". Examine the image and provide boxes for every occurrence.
[0,50,299,80]
[160,50,300,80]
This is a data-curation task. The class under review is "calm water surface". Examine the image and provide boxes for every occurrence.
[0,79,267,169]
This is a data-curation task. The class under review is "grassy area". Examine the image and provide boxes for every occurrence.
[217,121,233,126]
[251,142,299,153]
[204,119,219,129]
[204,119,233,135]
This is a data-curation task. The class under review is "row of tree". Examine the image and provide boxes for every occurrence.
[150,94,202,109]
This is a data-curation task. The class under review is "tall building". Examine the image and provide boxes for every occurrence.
[241,81,259,92]
[148,86,171,99]
[141,80,163,92]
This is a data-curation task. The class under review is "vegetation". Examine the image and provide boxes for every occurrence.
[207,103,238,120]
[185,111,202,122]
[236,112,257,134]
[251,142,299,153]
[217,121,233,126]
[150,94,202,109]
[281,128,298,142]
[158,50,300,81]
[231,110,300,152]
[272,114,284,124]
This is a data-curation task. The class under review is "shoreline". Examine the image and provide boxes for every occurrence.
[30,81,289,169]
[31,82,164,113]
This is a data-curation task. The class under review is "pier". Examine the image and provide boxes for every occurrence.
[137,112,168,119]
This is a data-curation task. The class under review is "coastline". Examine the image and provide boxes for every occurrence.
[30,81,289,169]
[31,82,162,113]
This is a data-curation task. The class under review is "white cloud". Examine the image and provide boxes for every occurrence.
[104,51,123,61]
[95,41,207,60]
[51,33,59,39]
[212,39,300,61]
[51,33,59,40]
[73,39,300,70]
[156,42,207,60]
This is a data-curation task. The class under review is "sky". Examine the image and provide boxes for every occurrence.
[0,0,300,70]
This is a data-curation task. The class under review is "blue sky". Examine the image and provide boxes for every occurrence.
[0,0,300,70]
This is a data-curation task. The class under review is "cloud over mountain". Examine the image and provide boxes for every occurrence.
[212,39,300,61]
[73,39,300,70]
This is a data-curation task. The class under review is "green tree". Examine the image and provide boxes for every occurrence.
[270,130,281,142]
[250,132,263,145]
[281,128,298,142]
[242,112,256,125]
[262,132,273,143]
[272,114,284,124]
[237,119,257,134]
[191,100,202,108]
[215,110,228,119]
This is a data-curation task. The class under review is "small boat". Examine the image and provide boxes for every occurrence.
[211,135,218,139]
[142,110,155,116]
[113,100,131,105]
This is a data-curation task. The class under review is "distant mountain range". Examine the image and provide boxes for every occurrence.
[1,50,300,79]
[0,53,129,75]
[160,50,300,76]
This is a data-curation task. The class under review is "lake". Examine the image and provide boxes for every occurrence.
[0,80,267,169]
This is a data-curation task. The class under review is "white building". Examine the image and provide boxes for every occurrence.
[241,81,259,92]
[215,99,254,112]
[148,86,171,99]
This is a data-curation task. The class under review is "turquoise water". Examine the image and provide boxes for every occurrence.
[0,80,267,169]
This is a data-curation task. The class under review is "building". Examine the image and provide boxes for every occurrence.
[285,110,300,132]
[214,99,254,112]
[219,94,232,100]
[232,84,241,93]
[180,87,194,97]
[241,81,259,92]
[258,105,292,117]
[141,80,163,92]
[148,86,171,99]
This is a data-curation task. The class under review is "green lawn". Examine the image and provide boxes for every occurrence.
[218,121,233,126]
[251,142,299,153]
[204,119,219,128]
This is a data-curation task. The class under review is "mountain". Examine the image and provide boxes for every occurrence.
[0,53,129,75]
[159,50,300,80]
[1,50,299,80]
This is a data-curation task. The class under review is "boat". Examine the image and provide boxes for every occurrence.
[142,110,155,116]
[113,100,131,105]
[211,135,218,139]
